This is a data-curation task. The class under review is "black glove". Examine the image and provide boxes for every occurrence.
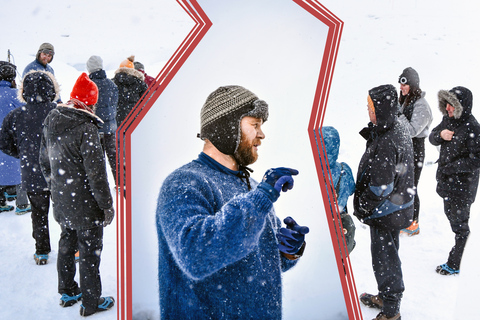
[103,207,115,226]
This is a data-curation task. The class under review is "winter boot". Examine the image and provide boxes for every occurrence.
[373,312,401,320]
[0,204,14,212]
[15,204,32,215]
[360,293,383,309]
[34,253,49,265]
[60,292,83,307]
[80,296,115,317]
[4,191,16,201]
[436,263,459,275]
[400,220,419,236]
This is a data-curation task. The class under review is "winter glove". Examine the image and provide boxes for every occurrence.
[340,213,356,254]
[257,167,299,202]
[277,216,309,258]
[103,207,115,227]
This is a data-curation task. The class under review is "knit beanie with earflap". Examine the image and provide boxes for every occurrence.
[199,85,269,155]
[70,73,98,112]
[36,43,55,62]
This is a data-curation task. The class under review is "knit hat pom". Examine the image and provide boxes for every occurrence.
[70,72,98,106]
[119,55,135,69]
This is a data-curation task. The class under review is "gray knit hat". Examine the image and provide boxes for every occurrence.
[86,55,103,73]
[199,85,269,155]
[36,43,55,62]
[398,67,419,88]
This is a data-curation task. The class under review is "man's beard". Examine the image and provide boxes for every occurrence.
[234,135,260,167]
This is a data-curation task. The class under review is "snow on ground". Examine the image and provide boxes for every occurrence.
[1,0,480,319]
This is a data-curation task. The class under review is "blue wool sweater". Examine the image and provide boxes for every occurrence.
[156,153,298,319]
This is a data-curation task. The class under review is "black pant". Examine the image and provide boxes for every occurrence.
[444,198,471,270]
[27,191,51,255]
[100,133,117,184]
[412,137,425,222]
[58,225,104,312]
[370,227,404,317]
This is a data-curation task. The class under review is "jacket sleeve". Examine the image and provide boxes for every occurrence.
[39,129,51,190]
[157,171,275,281]
[357,140,397,214]
[398,99,433,138]
[0,112,19,158]
[443,126,480,175]
[80,123,113,209]
[429,119,447,146]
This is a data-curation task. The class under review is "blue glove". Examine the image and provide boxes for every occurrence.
[277,216,309,255]
[257,167,299,202]
[263,167,299,192]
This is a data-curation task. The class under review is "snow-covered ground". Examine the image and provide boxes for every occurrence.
[1,0,480,319]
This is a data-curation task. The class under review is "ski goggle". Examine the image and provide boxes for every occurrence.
[41,49,54,56]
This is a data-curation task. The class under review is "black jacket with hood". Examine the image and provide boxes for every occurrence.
[40,104,113,230]
[113,67,147,126]
[0,70,59,192]
[354,84,414,230]
[429,86,480,204]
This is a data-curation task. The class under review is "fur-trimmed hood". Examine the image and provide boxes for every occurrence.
[114,67,145,82]
[438,86,472,120]
[18,70,60,104]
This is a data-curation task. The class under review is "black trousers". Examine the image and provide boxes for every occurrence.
[444,198,471,270]
[371,227,404,317]
[412,137,425,222]
[27,191,51,255]
[58,224,104,312]
[100,133,117,184]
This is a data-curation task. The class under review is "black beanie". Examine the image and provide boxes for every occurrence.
[398,67,420,88]
[199,85,269,155]
[0,61,16,82]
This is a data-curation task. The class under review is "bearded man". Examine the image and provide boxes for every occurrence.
[156,85,309,320]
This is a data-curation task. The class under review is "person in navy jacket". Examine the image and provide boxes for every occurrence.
[86,55,119,182]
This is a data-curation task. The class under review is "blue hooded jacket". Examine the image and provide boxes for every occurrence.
[321,126,355,213]
[0,80,23,185]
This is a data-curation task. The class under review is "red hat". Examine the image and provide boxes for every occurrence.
[70,72,98,106]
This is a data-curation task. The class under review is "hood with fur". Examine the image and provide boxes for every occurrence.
[438,86,472,120]
[114,67,145,83]
[18,70,60,104]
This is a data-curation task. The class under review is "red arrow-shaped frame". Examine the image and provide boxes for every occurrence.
[116,1,362,319]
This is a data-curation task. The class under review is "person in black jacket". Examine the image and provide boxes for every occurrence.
[86,55,119,182]
[113,55,147,126]
[40,73,115,317]
[429,86,480,276]
[354,84,414,320]
[0,70,59,265]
